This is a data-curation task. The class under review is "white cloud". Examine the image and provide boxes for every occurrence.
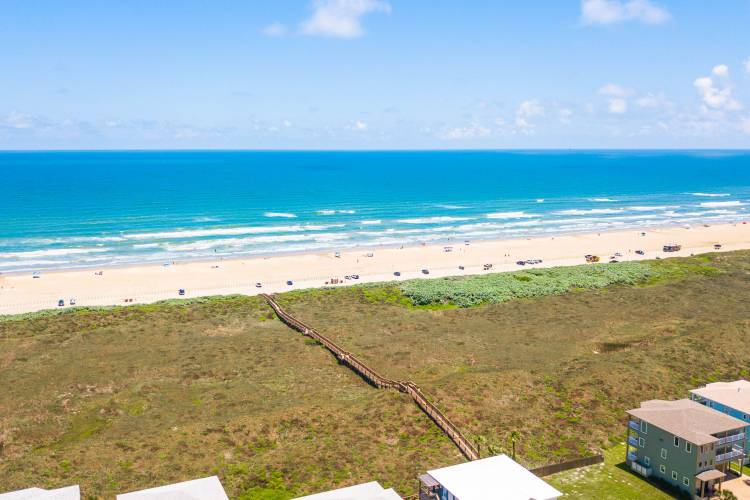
[354,120,367,130]
[745,58,750,74]
[515,100,544,130]
[4,111,36,129]
[598,83,632,97]
[437,122,491,140]
[300,0,390,38]
[581,0,670,25]
[558,108,573,124]
[694,68,742,111]
[712,64,729,78]
[608,98,628,114]
[599,84,632,114]
[742,118,750,136]
[262,22,288,37]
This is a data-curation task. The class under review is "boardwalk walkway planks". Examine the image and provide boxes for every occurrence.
[262,293,480,461]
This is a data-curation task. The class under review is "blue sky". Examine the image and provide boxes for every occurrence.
[1,0,749,149]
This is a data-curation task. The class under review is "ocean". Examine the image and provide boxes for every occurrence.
[2,150,749,273]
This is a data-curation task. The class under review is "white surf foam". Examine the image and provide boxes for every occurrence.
[554,208,624,216]
[0,247,110,259]
[264,212,297,218]
[699,201,744,208]
[485,212,539,219]
[691,192,730,197]
[397,216,472,224]
[589,197,617,202]
[317,209,356,215]
[122,224,343,240]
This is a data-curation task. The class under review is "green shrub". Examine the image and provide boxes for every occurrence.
[399,262,654,307]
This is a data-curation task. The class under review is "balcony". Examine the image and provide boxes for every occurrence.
[717,432,745,446]
[628,436,640,447]
[629,420,640,431]
[627,452,638,462]
[630,461,652,478]
[716,446,744,463]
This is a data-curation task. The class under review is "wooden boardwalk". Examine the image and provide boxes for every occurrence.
[262,293,480,461]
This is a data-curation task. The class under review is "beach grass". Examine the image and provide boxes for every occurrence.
[1,251,749,497]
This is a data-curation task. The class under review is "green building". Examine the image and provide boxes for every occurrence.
[626,399,746,499]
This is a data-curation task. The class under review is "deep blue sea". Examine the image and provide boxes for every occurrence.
[2,151,749,273]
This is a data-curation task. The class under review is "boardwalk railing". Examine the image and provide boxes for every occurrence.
[262,293,480,461]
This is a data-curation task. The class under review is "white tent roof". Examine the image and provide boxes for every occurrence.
[426,455,562,500]
[116,476,228,500]
[0,486,80,500]
[294,481,402,500]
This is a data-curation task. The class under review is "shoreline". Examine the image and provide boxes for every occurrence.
[1,222,749,316]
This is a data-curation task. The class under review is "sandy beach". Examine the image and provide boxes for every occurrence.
[1,222,749,315]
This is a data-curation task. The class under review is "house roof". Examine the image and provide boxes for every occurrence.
[116,476,228,500]
[0,486,80,500]
[293,481,402,500]
[425,455,562,500]
[627,399,746,445]
[690,380,750,416]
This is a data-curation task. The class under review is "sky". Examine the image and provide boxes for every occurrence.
[1,0,750,149]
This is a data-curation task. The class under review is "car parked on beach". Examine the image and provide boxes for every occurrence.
[421,269,430,274]
[255,283,262,288]
[57,299,64,307]
[286,280,293,286]
[393,271,401,276]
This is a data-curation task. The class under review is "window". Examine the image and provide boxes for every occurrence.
[644,456,650,466]
[674,436,680,447]
[683,477,690,487]
[641,421,648,433]
[672,471,678,480]
[639,437,645,447]
[660,465,666,474]
[661,448,667,459]
[685,442,692,453]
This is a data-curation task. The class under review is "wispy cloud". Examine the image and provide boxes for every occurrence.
[262,22,288,37]
[300,0,390,38]
[598,84,632,114]
[694,65,742,111]
[515,100,544,131]
[581,0,670,25]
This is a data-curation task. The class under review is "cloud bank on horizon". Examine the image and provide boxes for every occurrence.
[1,0,749,149]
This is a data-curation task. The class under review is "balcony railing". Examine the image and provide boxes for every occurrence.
[628,436,639,447]
[717,432,745,446]
[716,447,744,463]
[629,420,640,431]
[627,452,638,462]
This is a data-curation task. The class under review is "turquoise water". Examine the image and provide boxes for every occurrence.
[1,150,749,273]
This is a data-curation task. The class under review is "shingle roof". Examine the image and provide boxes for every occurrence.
[627,399,746,445]
[690,380,750,416]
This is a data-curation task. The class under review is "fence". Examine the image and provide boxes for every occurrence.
[262,293,480,461]
[529,454,604,477]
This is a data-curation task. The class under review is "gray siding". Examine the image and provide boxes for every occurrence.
[629,419,699,496]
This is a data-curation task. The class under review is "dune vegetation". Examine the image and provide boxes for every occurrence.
[1,251,749,498]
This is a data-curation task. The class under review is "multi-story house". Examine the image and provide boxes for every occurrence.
[626,399,746,499]
[690,380,750,464]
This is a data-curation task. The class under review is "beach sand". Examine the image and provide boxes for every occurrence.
[2,223,749,315]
